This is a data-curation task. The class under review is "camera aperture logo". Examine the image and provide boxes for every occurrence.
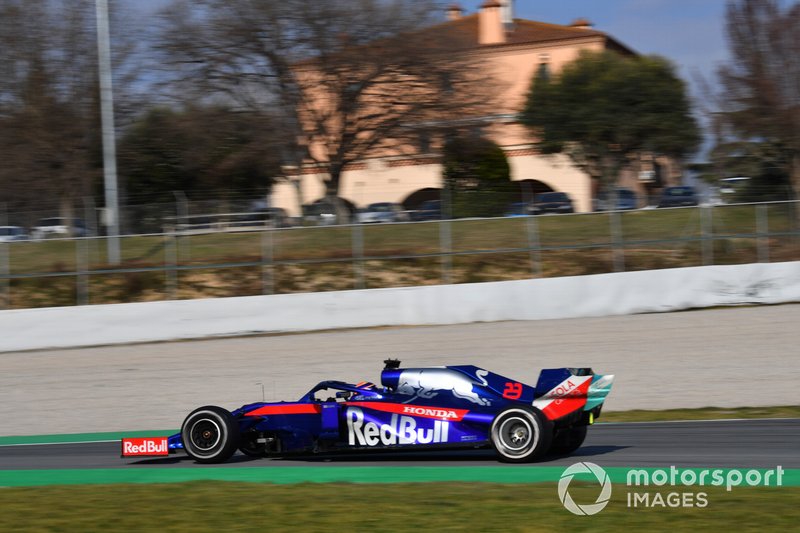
[559,463,785,514]
[558,462,612,516]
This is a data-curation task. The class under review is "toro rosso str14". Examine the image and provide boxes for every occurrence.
[121,360,614,463]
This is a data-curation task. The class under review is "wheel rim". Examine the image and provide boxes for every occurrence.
[189,418,222,453]
[493,411,539,458]
[499,418,530,450]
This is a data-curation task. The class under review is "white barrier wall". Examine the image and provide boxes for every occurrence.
[3,261,799,352]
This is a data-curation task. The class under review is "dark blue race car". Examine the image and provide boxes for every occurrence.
[121,360,614,464]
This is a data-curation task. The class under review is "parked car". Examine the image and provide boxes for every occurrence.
[31,218,88,239]
[230,208,290,229]
[175,215,214,232]
[718,177,751,204]
[303,203,336,225]
[594,188,638,211]
[411,200,443,221]
[532,192,574,214]
[657,186,699,208]
[504,202,532,217]
[357,202,406,224]
[0,226,29,242]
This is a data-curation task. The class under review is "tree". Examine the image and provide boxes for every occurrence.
[0,0,138,228]
[442,133,512,218]
[716,0,800,200]
[118,105,284,204]
[693,140,793,202]
[520,50,700,196]
[0,0,98,223]
[155,0,493,206]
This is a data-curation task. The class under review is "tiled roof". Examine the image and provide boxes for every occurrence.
[436,14,635,53]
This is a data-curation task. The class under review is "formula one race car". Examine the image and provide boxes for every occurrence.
[121,360,614,464]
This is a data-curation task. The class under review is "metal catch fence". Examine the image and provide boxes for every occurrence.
[1,201,798,309]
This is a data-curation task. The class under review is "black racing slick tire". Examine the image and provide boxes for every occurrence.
[181,406,240,464]
[490,407,552,463]
[549,425,588,456]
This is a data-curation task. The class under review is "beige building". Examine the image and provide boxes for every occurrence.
[271,1,677,216]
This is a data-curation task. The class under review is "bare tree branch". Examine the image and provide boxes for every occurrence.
[155,0,498,199]
[717,0,800,198]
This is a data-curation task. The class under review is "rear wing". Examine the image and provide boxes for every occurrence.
[533,368,615,422]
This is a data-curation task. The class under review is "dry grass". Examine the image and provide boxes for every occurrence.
[5,206,800,308]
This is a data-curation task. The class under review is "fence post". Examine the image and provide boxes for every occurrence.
[793,199,800,249]
[610,209,625,272]
[83,196,100,289]
[261,228,274,295]
[525,214,542,278]
[440,218,452,285]
[0,205,9,309]
[756,203,770,263]
[0,243,8,310]
[165,231,178,299]
[76,237,89,306]
[173,191,189,263]
[440,188,453,285]
[352,223,366,290]
[701,205,714,266]
[83,196,98,239]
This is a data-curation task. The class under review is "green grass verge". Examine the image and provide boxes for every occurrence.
[2,466,797,489]
[600,405,800,423]
[0,429,177,446]
[0,482,797,532]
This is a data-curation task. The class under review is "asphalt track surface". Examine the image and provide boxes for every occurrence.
[4,304,800,437]
[1,419,797,470]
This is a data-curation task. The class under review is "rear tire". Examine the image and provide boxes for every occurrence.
[181,406,239,464]
[549,425,588,456]
[490,407,552,463]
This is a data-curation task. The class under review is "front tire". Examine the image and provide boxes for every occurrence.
[181,406,239,464]
[490,407,552,463]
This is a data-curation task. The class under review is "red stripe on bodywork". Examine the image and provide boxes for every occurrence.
[540,379,592,420]
[344,401,469,421]
[245,404,322,416]
[541,397,588,420]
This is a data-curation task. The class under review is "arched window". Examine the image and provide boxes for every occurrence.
[536,53,551,81]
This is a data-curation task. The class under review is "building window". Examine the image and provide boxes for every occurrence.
[439,71,454,94]
[419,130,431,154]
[537,53,551,81]
[536,62,550,81]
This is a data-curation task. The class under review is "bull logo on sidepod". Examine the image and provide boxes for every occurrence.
[396,369,491,406]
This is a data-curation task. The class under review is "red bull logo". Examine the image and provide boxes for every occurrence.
[346,407,450,446]
[121,437,169,456]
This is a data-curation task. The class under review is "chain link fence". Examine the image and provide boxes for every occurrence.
[1,200,799,310]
